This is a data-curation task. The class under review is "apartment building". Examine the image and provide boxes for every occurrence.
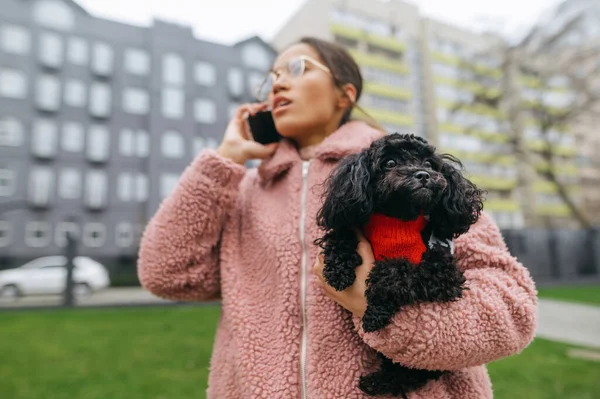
[0,0,276,263]
[273,0,586,228]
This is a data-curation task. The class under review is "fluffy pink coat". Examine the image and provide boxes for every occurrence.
[138,121,538,399]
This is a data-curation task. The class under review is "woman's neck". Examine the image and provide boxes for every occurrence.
[294,119,343,159]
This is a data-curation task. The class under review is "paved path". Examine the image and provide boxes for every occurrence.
[536,299,600,349]
[0,287,176,309]
[2,290,599,349]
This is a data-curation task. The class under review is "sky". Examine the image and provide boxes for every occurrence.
[77,0,563,45]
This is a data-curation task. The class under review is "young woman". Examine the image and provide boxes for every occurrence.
[137,37,537,399]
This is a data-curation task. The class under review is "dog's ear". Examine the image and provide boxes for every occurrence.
[317,150,373,230]
[430,154,485,240]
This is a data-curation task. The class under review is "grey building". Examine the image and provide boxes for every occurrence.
[0,0,276,270]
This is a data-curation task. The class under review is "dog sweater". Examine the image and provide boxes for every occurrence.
[363,213,428,264]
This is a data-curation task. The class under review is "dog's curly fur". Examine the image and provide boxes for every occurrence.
[314,133,485,397]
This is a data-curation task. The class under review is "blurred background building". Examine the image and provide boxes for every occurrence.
[273,0,599,230]
[0,0,598,273]
[0,0,275,267]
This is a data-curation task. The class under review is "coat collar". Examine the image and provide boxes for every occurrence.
[257,121,384,182]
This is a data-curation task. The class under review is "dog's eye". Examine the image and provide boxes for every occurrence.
[423,161,433,168]
[384,159,397,168]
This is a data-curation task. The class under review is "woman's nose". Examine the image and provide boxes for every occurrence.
[272,75,289,95]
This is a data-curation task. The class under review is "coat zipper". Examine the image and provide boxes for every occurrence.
[299,160,310,399]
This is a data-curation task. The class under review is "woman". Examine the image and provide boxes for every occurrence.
[137,37,537,398]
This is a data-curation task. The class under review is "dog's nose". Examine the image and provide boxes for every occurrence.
[414,171,430,182]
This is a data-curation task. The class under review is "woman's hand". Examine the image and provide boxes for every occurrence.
[313,231,375,318]
[216,103,278,165]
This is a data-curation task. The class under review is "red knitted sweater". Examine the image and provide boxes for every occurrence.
[363,213,428,264]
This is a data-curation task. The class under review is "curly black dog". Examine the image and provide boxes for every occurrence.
[315,133,484,398]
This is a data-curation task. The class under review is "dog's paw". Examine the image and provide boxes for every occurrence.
[323,263,356,291]
[322,252,362,291]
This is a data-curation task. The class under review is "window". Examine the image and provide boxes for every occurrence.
[136,174,148,201]
[193,136,206,155]
[116,223,134,248]
[33,0,75,31]
[162,131,185,158]
[118,173,133,201]
[161,88,184,119]
[0,68,28,99]
[247,72,264,98]
[89,83,111,118]
[362,67,408,88]
[68,37,88,65]
[35,75,61,112]
[39,32,64,69]
[228,103,240,119]
[195,62,216,86]
[241,43,271,70]
[86,125,110,162]
[0,221,11,247]
[160,174,180,198]
[31,119,58,158]
[228,68,244,97]
[28,167,54,207]
[25,222,51,248]
[119,129,135,157]
[124,48,150,76]
[64,79,86,107]
[55,222,80,247]
[122,88,149,115]
[136,131,149,158]
[61,122,84,152]
[58,168,81,199]
[118,173,147,202]
[85,170,107,209]
[92,43,114,76]
[1,25,31,55]
[0,168,16,197]
[119,129,149,158]
[0,118,24,146]
[83,223,106,248]
[163,53,185,86]
[194,99,216,123]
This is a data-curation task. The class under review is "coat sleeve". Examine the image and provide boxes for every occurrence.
[137,150,246,301]
[352,212,538,370]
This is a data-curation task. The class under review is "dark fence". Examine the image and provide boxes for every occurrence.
[502,228,600,285]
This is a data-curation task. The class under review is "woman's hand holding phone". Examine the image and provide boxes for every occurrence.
[216,103,279,165]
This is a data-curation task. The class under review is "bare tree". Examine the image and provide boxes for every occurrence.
[447,1,600,227]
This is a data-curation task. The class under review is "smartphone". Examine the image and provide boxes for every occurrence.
[247,110,282,145]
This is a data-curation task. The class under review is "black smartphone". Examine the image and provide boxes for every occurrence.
[247,110,282,145]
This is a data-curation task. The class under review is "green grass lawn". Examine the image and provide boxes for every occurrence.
[1,306,598,399]
[537,285,600,306]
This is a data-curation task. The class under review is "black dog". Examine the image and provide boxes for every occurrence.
[315,133,484,398]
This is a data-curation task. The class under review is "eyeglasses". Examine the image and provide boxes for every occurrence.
[255,55,331,102]
[255,55,385,132]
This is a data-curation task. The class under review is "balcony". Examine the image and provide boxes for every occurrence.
[430,52,501,79]
[348,49,409,75]
[469,175,518,191]
[360,107,414,127]
[363,82,412,100]
[484,199,521,213]
[330,23,405,53]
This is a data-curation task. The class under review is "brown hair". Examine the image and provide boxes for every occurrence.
[297,37,382,130]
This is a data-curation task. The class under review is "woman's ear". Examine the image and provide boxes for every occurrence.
[337,83,357,109]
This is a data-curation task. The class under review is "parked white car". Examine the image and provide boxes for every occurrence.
[0,256,110,300]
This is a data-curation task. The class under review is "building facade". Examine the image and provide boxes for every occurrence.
[0,0,276,264]
[273,0,587,229]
